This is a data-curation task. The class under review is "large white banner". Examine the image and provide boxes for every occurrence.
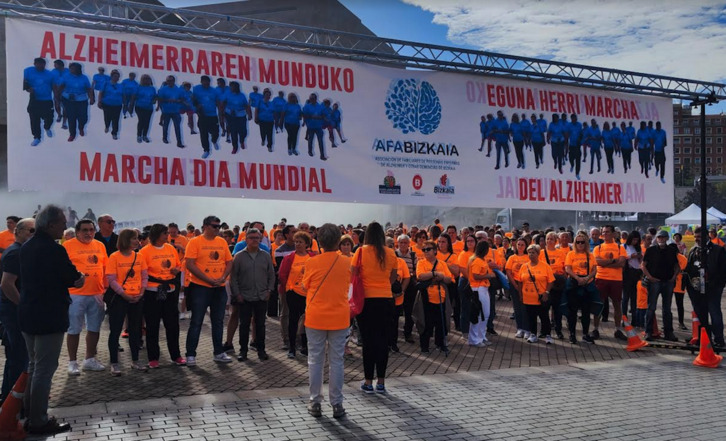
[7,18,674,212]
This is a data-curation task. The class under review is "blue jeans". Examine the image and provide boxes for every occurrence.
[645,279,674,335]
[307,127,325,158]
[495,141,510,168]
[185,283,227,357]
[0,302,28,400]
[162,112,183,144]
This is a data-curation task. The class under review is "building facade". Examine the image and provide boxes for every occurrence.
[673,103,726,185]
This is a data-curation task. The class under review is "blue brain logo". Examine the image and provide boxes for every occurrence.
[384,79,441,135]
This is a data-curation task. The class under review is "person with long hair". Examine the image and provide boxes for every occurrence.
[352,222,398,394]
[540,231,568,339]
[279,231,315,359]
[436,233,460,331]
[220,81,252,154]
[467,241,495,346]
[622,230,643,326]
[457,234,478,337]
[505,237,530,339]
[416,240,454,354]
[139,224,185,368]
[255,88,275,152]
[106,229,148,374]
[98,70,123,140]
[564,232,598,344]
[130,74,157,143]
[518,244,555,344]
[282,92,302,155]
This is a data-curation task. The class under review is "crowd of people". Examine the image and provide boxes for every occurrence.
[479,111,669,183]
[1,206,725,431]
[23,59,347,159]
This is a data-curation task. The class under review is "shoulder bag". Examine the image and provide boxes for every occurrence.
[103,252,137,307]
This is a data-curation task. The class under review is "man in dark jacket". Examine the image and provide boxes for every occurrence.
[19,205,84,435]
[686,226,726,347]
[94,213,118,256]
[641,230,680,341]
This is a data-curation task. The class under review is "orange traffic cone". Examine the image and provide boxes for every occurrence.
[0,371,27,441]
[689,311,700,345]
[623,315,648,352]
[693,327,723,368]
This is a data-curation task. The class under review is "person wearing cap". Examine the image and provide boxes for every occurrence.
[641,230,680,341]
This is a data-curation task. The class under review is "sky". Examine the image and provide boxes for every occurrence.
[162,0,726,114]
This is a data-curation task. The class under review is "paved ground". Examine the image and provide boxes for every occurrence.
[43,296,693,408]
[39,353,726,441]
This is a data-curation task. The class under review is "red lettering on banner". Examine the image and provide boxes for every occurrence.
[139,156,151,184]
[151,44,163,70]
[40,32,56,59]
[225,53,236,79]
[211,51,223,77]
[237,55,251,81]
[72,35,85,61]
[277,61,289,86]
[104,155,118,182]
[130,42,148,68]
[79,152,101,181]
[196,50,209,75]
[106,38,118,65]
[259,59,275,84]
[181,48,193,73]
[291,62,303,87]
[167,46,180,72]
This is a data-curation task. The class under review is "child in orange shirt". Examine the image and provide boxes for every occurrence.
[635,280,648,328]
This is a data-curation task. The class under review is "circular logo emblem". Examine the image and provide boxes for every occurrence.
[412,174,423,190]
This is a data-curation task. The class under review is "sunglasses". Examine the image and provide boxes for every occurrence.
[422,247,435,252]
[105,219,116,224]
[28,228,36,233]
[575,241,586,244]
[209,224,222,229]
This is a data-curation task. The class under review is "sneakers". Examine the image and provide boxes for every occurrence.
[591,329,600,340]
[148,360,160,369]
[545,335,554,345]
[258,352,269,361]
[68,361,81,376]
[556,331,564,339]
[237,352,247,362]
[582,334,595,344]
[487,329,498,336]
[186,356,197,366]
[307,401,322,418]
[82,358,106,371]
[332,403,346,419]
[143,136,151,143]
[375,384,387,394]
[569,335,578,344]
[137,136,143,143]
[614,329,628,341]
[31,138,41,146]
[287,352,295,359]
[213,142,220,151]
[110,363,121,376]
[201,151,211,159]
[131,360,148,371]
[523,332,532,340]
[214,352,233,363]
[514,330,525,338]
[360,383,374,394]
[527,335,538,343]
[174,357,187,366]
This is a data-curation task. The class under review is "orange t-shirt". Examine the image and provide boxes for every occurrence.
[139,243,181,289]
[673,253,688,294]
[107,251,147,296]
[451,240,464,255]
[593,242,627,281]
[637,280,648,309]
[184,236,233,288]
[439,251,459,277]
[63,238,108,295]
[416,258,453,303]
[302,253,352,330]
[468,257,491,289]
[505,253,530,282]
[413,244,426,260]
[540,247,568,275]
[565,251,597,277]
[496,247,510,265]
[711,238,725,247]
[457,251,473,277]
[519,261,555,305]
[484,248,503,270]
[286,253,311,295]
[394,257,410,306]
[0,230,14,260]
[352,246,398,299]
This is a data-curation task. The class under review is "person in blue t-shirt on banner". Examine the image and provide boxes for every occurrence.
[610,121,621,157]
[509,113,526,169]
[220,81,252,154]
[601,122,616,174]
[180,82,197,135]
[91,66,110,102]
[585,119,602,175]
[281,93,302,156]
[23,57,55,146]
[272,90,287,134]
[493,110,510,170]
[566,114,583,180]
[121,72,139,119]
[192,75,221,159]
[98,70,123,140]
[255,88,276,153]
[50,59,69,130]
[249,85,262,109]
[302,93,327,160]
[530,114,546,168]
[216,78,230,142]
[652,121,668,184]
[647,121,656,170]
[129,74,157,143]
[331,102,346,145]
[635,121,652,178]
[158,75,187,149]
[547,113,565,174]
[55,62,94,142]
[619,121,633,173]
[520,113,533,151]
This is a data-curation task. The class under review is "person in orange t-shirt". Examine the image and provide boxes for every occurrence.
[106,229,148,374]
[386,237,410,353]
[467,241,496,347]
[302,224,352,418]
[540,232,568,339]
[63,219,109,374]
[168,222,189,319]
[592,225,628,340]
[457,234,477,336]
[0,216,19,260]
[437,234,460,331]
[518,244,555,344]
[505,237,530,338]
[564,232,598,344]
[281,231,314,358]
[673,252,689,330]
[141,224,185,368]
[184,216,233,365]
[416,240,454,355]
[351,222,397,394]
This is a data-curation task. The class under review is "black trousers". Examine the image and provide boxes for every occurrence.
[526,304,550,336]
[238,300,267,354]
[622,149,633,170]
[654,152,666,179]
[136,107,153,137]
[108,295,144,364]
[259,120,274,147]
[198,115,220,152]
[285,123,300,153]
[569,145,582,175]
[420,300,445,351]
[102,105,122,136]
[286,291,307,354]
[402,282,418,337]
[514,140,525,167]
[448,281,460,330]
[533,141,545,166]
[227,115,248,150]
[622,267,642,322]
[567,289,591,336]
[605,148,615,172]
[27,99,53,139]
[143,289,181,362]
[357,298,394,380]
[388,303,404,346]
[549,287,563,333]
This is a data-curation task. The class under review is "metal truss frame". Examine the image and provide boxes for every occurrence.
[1,0,724,101]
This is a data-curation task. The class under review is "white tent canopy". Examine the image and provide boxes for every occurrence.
[666,204,720,225]
[707,206,726,222]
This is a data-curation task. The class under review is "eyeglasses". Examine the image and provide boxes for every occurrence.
[422,247,435,252]
[209,224,221,229]
[575,241,586,244]
[247,236,261,241]
[105,219,116,224]
[28,228,35,233]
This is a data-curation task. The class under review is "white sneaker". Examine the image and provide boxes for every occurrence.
[514,330,524,338]
[527,335,538,343]
[179,312,187,320]
[68,361,80,376]
[545,335,554,345]
[214,353,232,363]
[110,363,121,376]
[186,356,196,366]
[82,357,106,371]
[523,332,532,340]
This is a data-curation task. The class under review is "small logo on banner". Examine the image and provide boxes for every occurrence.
[379,170,401,195]
[411,174,425,197]
[384,79,442,135]
[434,174,455,195]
